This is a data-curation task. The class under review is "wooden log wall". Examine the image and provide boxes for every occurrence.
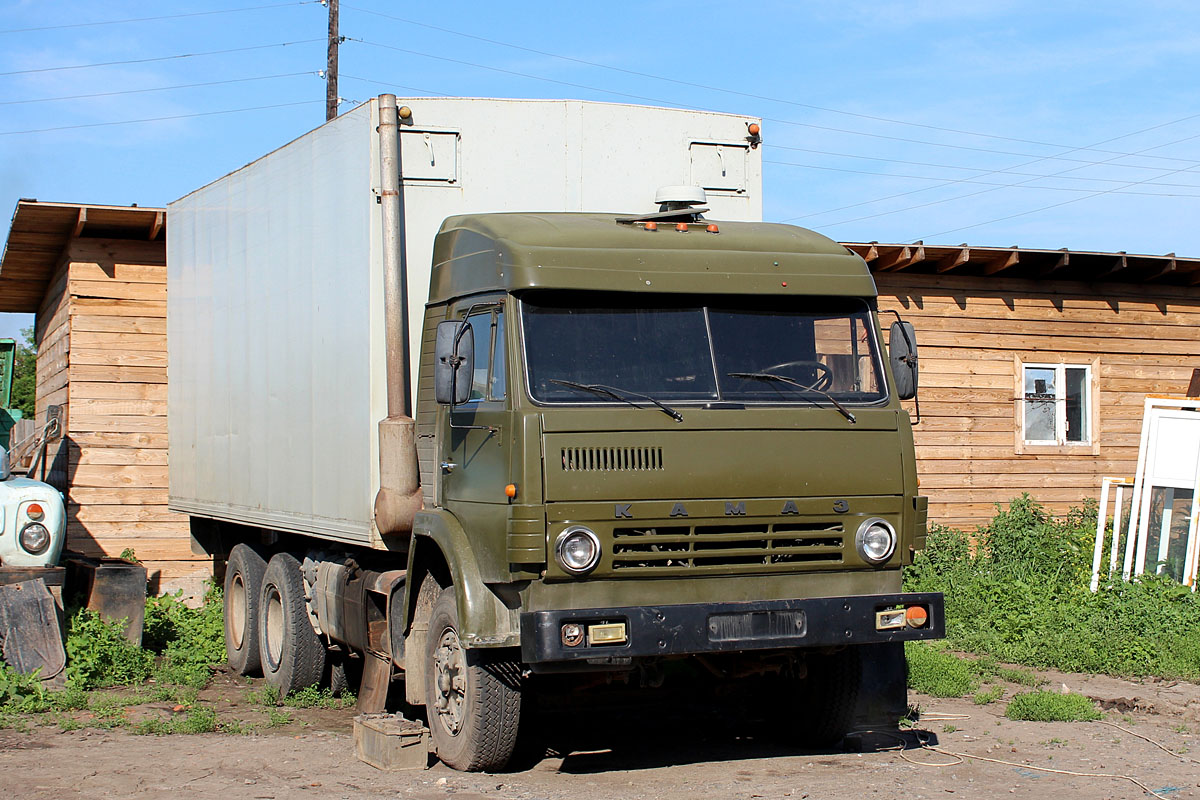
[58,238,202,591]
[876,273,1199,531]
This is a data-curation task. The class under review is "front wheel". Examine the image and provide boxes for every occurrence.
[425,588,522,771]
[797,647,861,747]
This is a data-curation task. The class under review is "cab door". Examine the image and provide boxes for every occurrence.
[438,299,512,507]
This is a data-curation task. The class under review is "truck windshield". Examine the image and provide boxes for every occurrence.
[522,292,886,406]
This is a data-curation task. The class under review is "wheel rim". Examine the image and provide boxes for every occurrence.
[432,627,467,736]
[229,573,246,650]
[264,585,284,671]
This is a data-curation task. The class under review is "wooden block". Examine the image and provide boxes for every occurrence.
[354,715,430,771]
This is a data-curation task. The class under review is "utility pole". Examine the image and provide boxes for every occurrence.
[325,0,339,121]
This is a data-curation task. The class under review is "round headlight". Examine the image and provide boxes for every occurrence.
[555,526,601,575]
[855,518,896,565]
[20,522,51,555]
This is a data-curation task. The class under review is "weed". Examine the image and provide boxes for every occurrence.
[996,667,1043,687]
[1005,691,1102,722]
[905,496,1200,680]
[142,586,225,689]
[973,685,1005,705]
[943,724,957,733]
[246,685,281,707]
[219,718,256,735]
[54,713,82,731]
[64,610,153,690]
[282,685,356,709]
[1173,723,1191,734]
[905,642,978,697]
[131,705,218,736]
[265,707,292,727]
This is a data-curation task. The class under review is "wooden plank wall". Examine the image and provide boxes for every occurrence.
[34,257,70,488]
[876,273,1199,531]
[60,238,203,591]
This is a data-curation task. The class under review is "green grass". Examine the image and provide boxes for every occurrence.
[281,686,355,709]
[1005,691,1102,722]
[973,685,1005,705]
[905,495,1200,680]
[906,642,979,697]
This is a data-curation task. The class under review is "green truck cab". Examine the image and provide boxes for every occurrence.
[400,210,941,766]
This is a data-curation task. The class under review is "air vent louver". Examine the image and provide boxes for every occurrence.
[561,446,663,472]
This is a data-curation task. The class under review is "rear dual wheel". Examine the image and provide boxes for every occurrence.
[224,544,267,675]
[259,552,326,696]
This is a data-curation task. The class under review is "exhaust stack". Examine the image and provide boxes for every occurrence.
[373,94,422,538]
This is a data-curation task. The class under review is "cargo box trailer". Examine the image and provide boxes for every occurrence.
[168,95,942,771]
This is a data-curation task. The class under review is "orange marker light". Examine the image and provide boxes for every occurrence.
[706,224,719,234]
[748,122,761,136]
[644,221,657,231]
[26,503,44,520]
[675,223,689,232]
[905,605,928,628]
[504,483,518,499]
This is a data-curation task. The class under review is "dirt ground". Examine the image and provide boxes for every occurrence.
[2,666,1198,800]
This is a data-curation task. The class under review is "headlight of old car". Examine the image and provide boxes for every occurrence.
[19,522,51,555]
[855,517,896,565]
[555,526,601,575]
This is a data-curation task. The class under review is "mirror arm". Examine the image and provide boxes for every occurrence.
[882,309,921,425]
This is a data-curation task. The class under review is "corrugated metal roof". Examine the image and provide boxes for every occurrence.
[0,200,165,313]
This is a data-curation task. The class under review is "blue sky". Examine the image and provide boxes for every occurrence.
[3,0,1200,341]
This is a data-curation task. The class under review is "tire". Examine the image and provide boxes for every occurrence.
[425,588,522,771]
[259,552,326,696]
[798,647,862,747]
[329,652,362,698]
[224,544,267,676]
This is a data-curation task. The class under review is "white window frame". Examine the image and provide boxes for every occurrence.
[1014,357,1100,454]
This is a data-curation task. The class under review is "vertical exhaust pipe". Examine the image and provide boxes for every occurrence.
[374,94,422,537]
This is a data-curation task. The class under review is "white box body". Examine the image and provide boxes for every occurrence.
[167,97,763,544]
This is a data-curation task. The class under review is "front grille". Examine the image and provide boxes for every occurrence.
[561,446,663,472]
[611,521,844,573]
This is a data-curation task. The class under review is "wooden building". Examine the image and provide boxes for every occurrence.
[1,198,1196,589]
[846,242,1200,530]
[0,200,202,592]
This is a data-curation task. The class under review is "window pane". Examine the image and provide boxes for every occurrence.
[1145,487,1193,583]
[1065,367,1088,443]
[489,312,506,401]
[523,293,717,401]
[1023,366,1057,441]
[466,313,490,401]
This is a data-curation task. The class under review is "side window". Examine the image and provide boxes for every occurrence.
[462,308,506,403]
[465,312,490,401]
[490,311,506,401]
[1020,361,1093,446]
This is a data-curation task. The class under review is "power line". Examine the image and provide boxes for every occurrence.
[765,143,1200,189]
[339,73,449,97]
[780,111,1200,224]
[350,35,1200,177]
[916,155,1200,242]
[763,159,1200,198]
[0,39,323,77]
[810,127,1200,230]
[0,72,316,106]
[0,2,320,35]
[342,4,1200,168]
[0,100,321,136]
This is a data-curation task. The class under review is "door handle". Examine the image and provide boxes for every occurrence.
[440,461,457,473]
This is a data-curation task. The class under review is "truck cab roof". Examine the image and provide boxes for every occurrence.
[429,213,877,303]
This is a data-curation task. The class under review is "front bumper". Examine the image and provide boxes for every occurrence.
[520,591,944,664]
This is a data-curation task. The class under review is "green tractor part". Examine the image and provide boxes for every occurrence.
[1,338,19,450]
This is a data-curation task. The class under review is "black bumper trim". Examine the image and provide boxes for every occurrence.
[520,592,944,663]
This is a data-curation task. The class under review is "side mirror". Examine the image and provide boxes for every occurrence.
[0,446,9,481]
[435,320,474,405]
[889,321,918,400]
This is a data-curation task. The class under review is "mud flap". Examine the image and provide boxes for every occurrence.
[846,641,907,749]
[0,578,66,689]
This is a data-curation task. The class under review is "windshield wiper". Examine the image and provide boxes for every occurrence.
[548,379,683,422]
[726,372,857,423]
